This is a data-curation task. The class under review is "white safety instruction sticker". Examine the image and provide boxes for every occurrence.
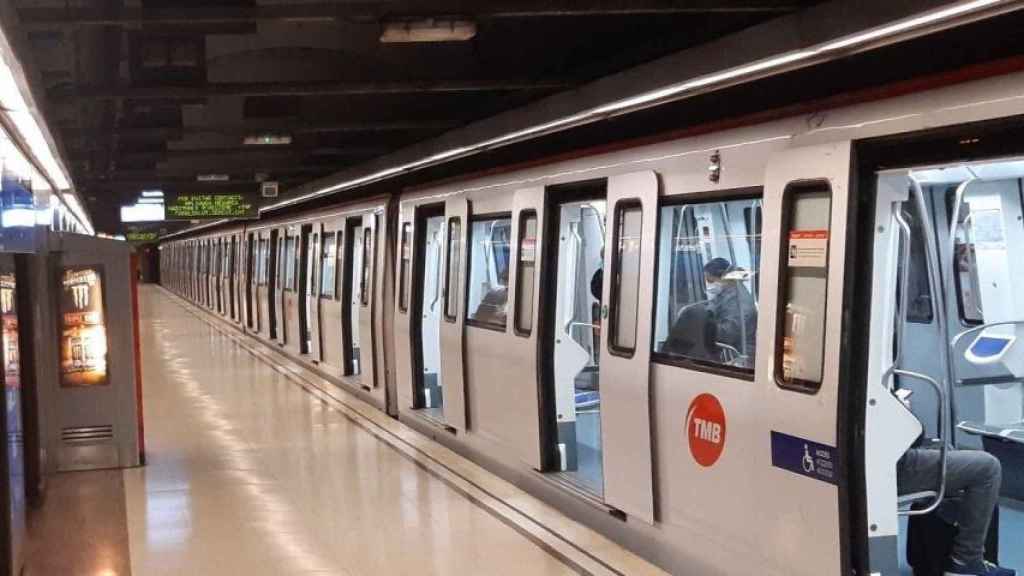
[787,230,829,268]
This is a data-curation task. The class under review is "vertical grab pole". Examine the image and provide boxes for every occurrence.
[907,177,952,513]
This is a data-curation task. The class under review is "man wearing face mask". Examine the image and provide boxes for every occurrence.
[704,258,757,366]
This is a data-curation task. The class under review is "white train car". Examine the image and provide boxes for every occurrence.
[161,68,1024,576]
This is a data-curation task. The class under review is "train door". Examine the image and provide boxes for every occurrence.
[358,214,378,389]
[540,173,660,522]
[217,240,225,315]
[439,199,468,429]
[864,158,1024,576]
[229,235,237,322]
[342,218,364,378]
[275,230,288,345]
[283,228,300,353]
[318,222,343,373]
[543,186,607,495]
[302,224,321,358]
[246,233,256,330]
[270,227,282,340]
[412,205,446,419]
[756,142,851,574]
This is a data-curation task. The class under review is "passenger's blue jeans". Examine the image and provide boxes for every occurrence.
[898,448,1002,564]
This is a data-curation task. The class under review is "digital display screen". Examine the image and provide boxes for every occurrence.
[971,336,1012,358]
[59,267,109,387]
[126,231,158,243]
[165,193,257,220]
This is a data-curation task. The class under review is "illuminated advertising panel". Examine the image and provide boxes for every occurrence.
[59,267,109,387]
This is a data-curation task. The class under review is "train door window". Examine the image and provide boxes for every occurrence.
[466,216,512,329]
[320,232,337,299]
[946,188,986,325]
[444,218,462,322]
[416,212,446,415]
[610,204,642,354]
[653,195,762,375]
[548,198,606,496]
[901,200,934,323]
[398,223,411,313]
[284,235,297,291]
[776,183,831,392]
[360,224,373,307]
[345,221,363,376]
[515,211,538,336]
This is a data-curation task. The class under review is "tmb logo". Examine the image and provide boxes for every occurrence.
[686,393,726,467]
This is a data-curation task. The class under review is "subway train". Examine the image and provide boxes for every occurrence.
[160,68,1024,576]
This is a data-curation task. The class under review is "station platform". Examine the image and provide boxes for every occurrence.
[24,285,662,576]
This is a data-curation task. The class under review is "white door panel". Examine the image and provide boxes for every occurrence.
[441,197,468,430]
[599,170,658,524]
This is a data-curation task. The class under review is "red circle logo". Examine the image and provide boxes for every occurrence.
[686,393,727,467]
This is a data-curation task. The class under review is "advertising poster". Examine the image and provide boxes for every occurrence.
[59,267,109,387]
[1,273,18,389]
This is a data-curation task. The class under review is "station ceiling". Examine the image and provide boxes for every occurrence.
[5,1,1024,236]
[6,0,824,233]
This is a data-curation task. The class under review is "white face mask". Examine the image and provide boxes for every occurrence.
[706,282,723,299]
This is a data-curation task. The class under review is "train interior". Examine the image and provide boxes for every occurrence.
[653,196,761,370]
[869,157,1024,574]
[416,212,446,419]
[550,199,606,495]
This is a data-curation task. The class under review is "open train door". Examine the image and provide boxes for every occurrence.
[440,197,468,430]
[758,140,852,575]
[598,171,658,523]
[307,224,323,361]
[358,213,378,388]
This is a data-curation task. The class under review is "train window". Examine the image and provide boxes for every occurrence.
[466,216,512,330]
[258,238,269,286]
[444,217,461,322]
[776,182,832,393]
[321,232,337,299]
[398,223,411,313]
[610,203,643,355]
[945,188,985,325]
[360,225,372,307]
[284,235,297,291]
[901,200,934,323]
[653,195,761,375]
[514,211,538,336]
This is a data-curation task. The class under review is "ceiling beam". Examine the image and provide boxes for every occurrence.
[93,145,391,161]
[50,78,569,102]
[57,119,455,140]
[20,1,800,27]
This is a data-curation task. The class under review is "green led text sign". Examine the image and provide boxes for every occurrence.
[126,231,158,242]
[165,193,257,220]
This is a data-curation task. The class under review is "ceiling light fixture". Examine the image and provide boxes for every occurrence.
[243,134,292,146]
[141,189,164,198]
[380,18,477,43]
[117,0,984,235]
[197,174,230,182]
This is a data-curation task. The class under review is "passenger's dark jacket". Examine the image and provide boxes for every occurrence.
[708,281,757,358]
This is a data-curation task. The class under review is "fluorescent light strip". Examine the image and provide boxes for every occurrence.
[240,0,1001,217]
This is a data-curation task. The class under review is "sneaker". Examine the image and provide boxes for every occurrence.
[944,558,1016,576]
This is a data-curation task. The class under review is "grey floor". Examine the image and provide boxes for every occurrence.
[24,469,133,576]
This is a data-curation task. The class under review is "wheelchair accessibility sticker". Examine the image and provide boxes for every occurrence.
[770,431,839,485]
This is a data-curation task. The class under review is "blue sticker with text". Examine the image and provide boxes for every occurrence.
[770,431,839,485]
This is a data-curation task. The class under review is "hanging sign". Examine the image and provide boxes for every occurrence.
[787,230,829,268]
[59,267,109,387]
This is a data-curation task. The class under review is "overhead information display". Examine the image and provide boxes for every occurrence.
[126,231,159,243]
[165,193,257,220]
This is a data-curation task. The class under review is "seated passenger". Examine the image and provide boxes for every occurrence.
[898,439,1013,575]
[470,286,508,326]
[703,258,757,364]
[662,302,717,362]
